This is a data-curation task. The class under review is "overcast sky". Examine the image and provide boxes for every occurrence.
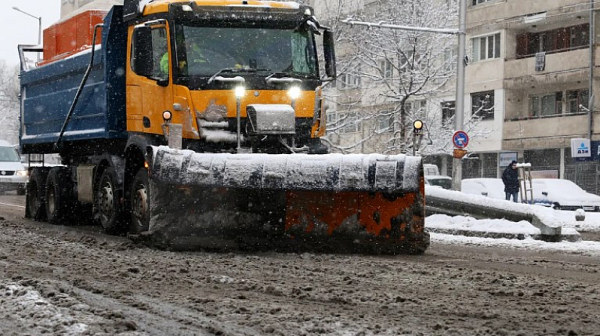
[0,0,60,67]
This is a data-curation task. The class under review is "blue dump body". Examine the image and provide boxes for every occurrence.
[19,7,128,153]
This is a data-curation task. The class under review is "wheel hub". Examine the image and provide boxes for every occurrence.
[47,187,55,214]
[133,184,148,224]
[100,182,114,219]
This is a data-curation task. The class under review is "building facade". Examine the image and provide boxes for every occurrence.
[468,0,600,192]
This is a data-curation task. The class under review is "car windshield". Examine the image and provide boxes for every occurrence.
[0,147,20,162]
[175,25,317,77]
[428,178,452,190]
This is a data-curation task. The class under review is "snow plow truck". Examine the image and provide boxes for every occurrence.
[18,0,429,254]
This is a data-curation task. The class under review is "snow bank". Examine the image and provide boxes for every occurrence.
[426,186,566,236]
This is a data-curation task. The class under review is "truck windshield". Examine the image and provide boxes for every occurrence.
[0,147,20,162]
[175,25,318,78]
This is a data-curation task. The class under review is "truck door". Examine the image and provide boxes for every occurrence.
[126,21,174,136]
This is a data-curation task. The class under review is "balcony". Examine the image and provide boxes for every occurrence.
[468,0,588,30]
[504,48,592,89]
[503,114,589,149]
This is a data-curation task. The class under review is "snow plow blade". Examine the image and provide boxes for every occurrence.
[144,146,429,254]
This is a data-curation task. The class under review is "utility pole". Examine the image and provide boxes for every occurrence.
[452,0,467,191]
[589,0,595,141]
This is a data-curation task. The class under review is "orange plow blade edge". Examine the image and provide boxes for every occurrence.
[143,146,429,254]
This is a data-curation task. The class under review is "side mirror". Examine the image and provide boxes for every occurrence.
[132,26,154,77]
[542,191,548,197]
[323,30,337,79]
[482,192,488,197]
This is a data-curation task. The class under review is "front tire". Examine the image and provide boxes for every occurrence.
[129,168,150,234]
[96,167,124,234]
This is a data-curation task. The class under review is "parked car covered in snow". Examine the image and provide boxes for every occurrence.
[461,178,509,200]
[423,164,452,189]
[425,175,452,189]
[531,179,600,211]
[0,140,28,195]
[461,178,553,207]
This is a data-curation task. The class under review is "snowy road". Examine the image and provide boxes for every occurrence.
[1,194,599,336]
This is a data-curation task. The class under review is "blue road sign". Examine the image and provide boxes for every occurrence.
[453,131,469,148]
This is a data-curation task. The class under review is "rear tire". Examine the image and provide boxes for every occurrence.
[26,169,48,221]
[96,167,124,234]
[17,185,26,196]
[129,168,150,234]
[45,167,74,224]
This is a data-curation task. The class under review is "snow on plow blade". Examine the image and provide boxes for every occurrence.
[145,146,429,254]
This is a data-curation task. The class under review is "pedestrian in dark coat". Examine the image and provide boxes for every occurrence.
[502,160,519,202]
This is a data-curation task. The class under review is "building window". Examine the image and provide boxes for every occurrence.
[444,48,457,72]
[472,33,501,62]
[529,92,562,117]
[380,59,393,78]
[516,24,589,59]
[337,64,361,90]
[337,72,361,90]
[377,114,393,131]
[441,101,455,123]
[332,112,362,134]
[471,91,494,120]
[567,89,589,113]
[406,100,427,120]
[471,0,493,5]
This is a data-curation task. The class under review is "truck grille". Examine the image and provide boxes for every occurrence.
[0,171,15,176]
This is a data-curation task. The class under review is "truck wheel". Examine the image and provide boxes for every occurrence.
[17,185,26,196]
[96,167,123,233]
[26,169,48,221]
[45,167,73,224]
[130,168,150,234]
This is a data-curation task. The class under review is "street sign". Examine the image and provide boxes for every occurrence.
[571,138,591,158]
[499,152,518,167]
[452,131,469,148]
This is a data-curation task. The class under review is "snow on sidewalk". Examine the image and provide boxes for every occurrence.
[430,232,600,257]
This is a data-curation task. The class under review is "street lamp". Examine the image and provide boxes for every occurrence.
[13,7,42,62]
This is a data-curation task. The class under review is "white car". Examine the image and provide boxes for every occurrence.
[461,178,512,200]
[531,179,600,212]
[425,175,452,189]
[0,141,28,195]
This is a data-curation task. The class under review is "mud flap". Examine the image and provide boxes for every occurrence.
[143,146,428,254]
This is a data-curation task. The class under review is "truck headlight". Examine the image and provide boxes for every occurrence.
[288,87,301,100]
[235,86,246,98]
[16,170,29,177]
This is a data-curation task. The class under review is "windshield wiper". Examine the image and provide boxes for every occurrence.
[265,72,309,85]
[207,68,271,84]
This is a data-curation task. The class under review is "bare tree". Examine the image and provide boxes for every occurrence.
[320,0,490,156]
[0,61,20,145]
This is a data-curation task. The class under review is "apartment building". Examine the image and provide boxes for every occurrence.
[467,0,600,192]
